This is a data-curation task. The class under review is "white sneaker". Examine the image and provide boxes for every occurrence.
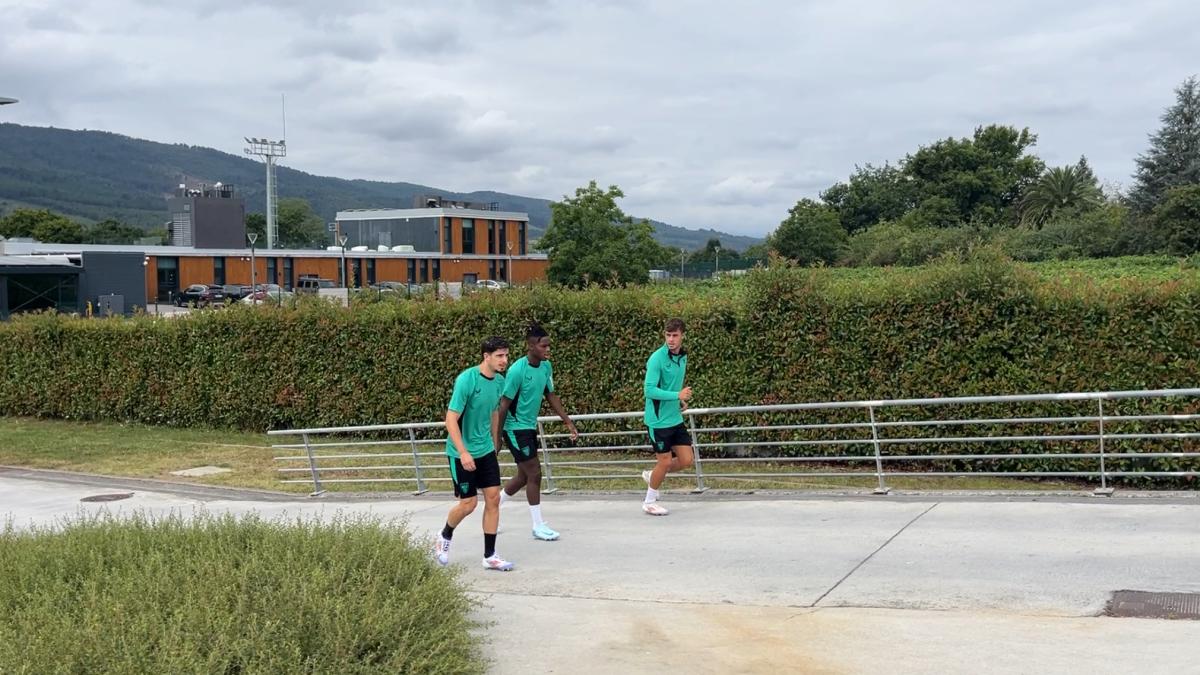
[433,534,451,566]
[642,502,669,516]
[482,553,514,571]
[641,470,652,486]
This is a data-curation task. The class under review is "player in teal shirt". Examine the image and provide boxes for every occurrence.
[434,336,515,571]
[640,317,694,516]
[495,323,579,541]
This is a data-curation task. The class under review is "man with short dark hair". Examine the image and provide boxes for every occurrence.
[640,317,694,515]
[496,322,579,540]
[434,336,514,570]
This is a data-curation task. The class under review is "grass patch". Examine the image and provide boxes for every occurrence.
[0,512,484,674]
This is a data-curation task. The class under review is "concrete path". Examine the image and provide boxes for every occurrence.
[3,469,1198,674]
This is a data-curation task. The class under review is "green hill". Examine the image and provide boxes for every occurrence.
[0,123,764,251]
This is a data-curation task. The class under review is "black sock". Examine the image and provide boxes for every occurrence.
[484,533,497,558]
[442,523,455,540]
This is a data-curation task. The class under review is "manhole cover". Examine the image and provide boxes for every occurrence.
[1106,591,1200,620]
[79,493,134,503]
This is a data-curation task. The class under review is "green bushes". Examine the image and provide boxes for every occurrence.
[0,513,483,674]
[1,254,1197,442]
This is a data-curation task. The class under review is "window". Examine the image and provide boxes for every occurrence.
[266,258,278,286]
[499,259,508,284]
[420,260,429,283]
[213,257,225,286]
[519,222,527,255]
[366,259,376,286]
[499,221,508,255]
[282,258,294,290]
[431,259,441,281]
[443,218,453,253]
[461,219,475,254]
[488,260,496,280]
[487,220,496,254]
[407,258,416,283]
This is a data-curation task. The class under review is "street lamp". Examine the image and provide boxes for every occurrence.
[247,232,258,304]
[506,240,513,286]
[714,245,721,278]
[680,248,686,277]
[339,233,348,287]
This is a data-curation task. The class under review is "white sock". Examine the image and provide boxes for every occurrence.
[644,487,659,505]
[499,490,510,506]
[529,504,543,527]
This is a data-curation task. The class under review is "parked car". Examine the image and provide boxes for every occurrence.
[174,284,225,307]
[241,289,295,306]
[476,279,508,291]
[222,284,253,301]
[371,281,425,295]
[296,278,335,294]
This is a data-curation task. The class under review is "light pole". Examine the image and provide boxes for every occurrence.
[506,240,513,286]
[243,137,286,250]
[339,233,348,287]
[714,245,721,278]
[247,232,258,304]
[680,248,686,277]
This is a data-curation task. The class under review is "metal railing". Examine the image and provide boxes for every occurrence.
[267,388,1200,497]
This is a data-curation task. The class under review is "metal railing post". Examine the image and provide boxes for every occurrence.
[869,406,891,495]
[1094,399,1114,496]
[688,413,708,493]
[538,420,558,494]
[302,433,326,497]
[408,427,428,495]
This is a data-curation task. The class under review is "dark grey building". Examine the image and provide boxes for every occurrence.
[167,183,246,249]
[80,251,147,316]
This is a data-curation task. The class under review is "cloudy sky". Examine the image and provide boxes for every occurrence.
[1,0,1196,236]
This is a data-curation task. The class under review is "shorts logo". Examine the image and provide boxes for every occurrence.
[459,482,470,493]
[521,446,531,456]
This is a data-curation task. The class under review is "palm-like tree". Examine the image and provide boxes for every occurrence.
[1019,159,1104,227]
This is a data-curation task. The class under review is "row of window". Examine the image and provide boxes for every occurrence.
[446,219,528,256]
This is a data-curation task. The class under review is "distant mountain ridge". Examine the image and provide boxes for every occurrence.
[0,123,764,251]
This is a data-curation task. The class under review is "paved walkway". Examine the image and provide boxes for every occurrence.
[3,469,1198,674]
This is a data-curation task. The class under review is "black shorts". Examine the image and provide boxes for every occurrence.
[648,424,692,454]
[448,451,501,499]
[503,429,541,463]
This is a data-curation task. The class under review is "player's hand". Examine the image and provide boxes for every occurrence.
[678,386,693,402]
[460,453,476,472]
[680,400,689,412]
[567,422,579,442]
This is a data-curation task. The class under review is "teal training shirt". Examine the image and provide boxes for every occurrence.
[445,366,505,458]
[502,356,555,431]
[643,344,687,428]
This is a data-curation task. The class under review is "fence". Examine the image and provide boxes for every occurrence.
[267,388,1200,497]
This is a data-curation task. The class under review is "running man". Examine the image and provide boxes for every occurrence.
[496,322,579,541]
[641,317,694,515]
[434,336,514,571]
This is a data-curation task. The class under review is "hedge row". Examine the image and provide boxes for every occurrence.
[1,255,1197,479]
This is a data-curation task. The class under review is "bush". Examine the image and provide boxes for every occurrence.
[0,513,483,674]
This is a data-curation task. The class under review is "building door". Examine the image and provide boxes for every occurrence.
[156,257,179,301]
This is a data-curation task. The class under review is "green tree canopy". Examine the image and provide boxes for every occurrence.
[538,181,670,287]
[768,199,847,265]
[1128,76,1200,214]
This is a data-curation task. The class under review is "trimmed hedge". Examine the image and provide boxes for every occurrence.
[1,254,1197,479]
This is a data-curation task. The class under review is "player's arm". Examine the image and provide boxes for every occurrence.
[445,409,475,471]
[494,396,512,452]
[545,392,578,441]
[644,352,681,401]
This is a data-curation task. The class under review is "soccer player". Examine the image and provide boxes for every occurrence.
[496,322,579,540]
[434,336,514,571]
[640,317,694,515]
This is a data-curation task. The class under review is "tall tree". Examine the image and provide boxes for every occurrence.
[768,199,847,265]
[275,199,326,249]
[1128,76,1200,214]
[688,238,740,263]
[902,125,1044,225]
[1018,158,1104,227]
[820,163,917,233]
[84,219,145,244]
[245,213,266,243]
[538,181,668,287]
[1153,184,1200,255]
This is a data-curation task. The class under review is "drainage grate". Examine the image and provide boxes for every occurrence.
[1106,591,1200,620]
[79,493,134,503]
